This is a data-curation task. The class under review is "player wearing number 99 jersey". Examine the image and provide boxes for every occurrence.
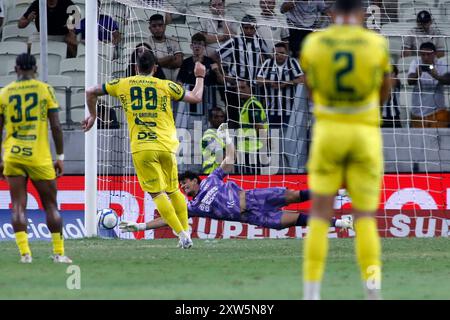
[0,53,71,264]
[85,48,206,248]
[299,0,392,300]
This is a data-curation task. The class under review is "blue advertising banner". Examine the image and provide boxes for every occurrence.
[0,210,117,241]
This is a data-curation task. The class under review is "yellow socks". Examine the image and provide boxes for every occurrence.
[51,232,65,256]
[153,193,184,234]
[169,190,189,232]
[303,218,329,282]
[355,217,382,297]
[303,218,329,300]
[15,231,31,256]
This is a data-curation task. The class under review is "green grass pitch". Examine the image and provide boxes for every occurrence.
[1,238,449,299]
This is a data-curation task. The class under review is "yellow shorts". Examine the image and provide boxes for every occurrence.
[3,161,56,181]
[132,150,179,194]
[307,121,383,212]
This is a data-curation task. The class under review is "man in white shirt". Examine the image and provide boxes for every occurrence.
[255,0,290,53]
[148,13,183,82]
[402,10,445,59]
[280,0,329,58]
[407,42,449,128]
[200,0,238,60]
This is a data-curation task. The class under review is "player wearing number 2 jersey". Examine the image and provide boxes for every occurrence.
[85,48,206,249]
[299,0,392,300]
[0,53,71,264]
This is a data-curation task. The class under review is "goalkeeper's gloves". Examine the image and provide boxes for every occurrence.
[217,123,233,145]
[118,221,146,233]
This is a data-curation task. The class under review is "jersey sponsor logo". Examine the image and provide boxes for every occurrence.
[12,131,37,141]
[108,79,120,86]
[10,145,33,156]
[168,82,182,95]
[134,117,157,126]
[137,131,157,140]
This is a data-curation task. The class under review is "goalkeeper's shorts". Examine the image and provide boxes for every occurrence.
[132,150,179,194]
[243,187,287,230]
[307,120,383,212]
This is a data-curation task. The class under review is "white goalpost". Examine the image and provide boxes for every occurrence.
[85,0,98,237]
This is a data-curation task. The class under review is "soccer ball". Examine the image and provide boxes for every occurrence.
[97,208,119,230]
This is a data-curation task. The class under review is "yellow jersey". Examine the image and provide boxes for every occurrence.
[104,76,185,154]
[0,79,59,166]
[300,25,391,126]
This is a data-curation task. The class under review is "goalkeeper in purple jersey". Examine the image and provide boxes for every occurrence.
[120,124,353,233]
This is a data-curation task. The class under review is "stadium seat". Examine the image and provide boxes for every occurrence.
[55,91,67,113]
[0,41,27,75]
[380,22,415,35]
[70,92,85,109]
[5,7,22,26]
[60,58,85,89]
[69,108,85,123]
[166,25,193,43]
[396,56,417,76]
[398,7,439,23]
[387,36,403,63]
[6,0,32,13]
[2,24,35,42]
[47,75,72,97]
[4,60,17,76]
[0,75,17,88]
[67,92,85,123]
[111,69,126,79]
[31,42,68,75]
[77,43,85,58]
[438,1,450,24]
[59,109,67,124]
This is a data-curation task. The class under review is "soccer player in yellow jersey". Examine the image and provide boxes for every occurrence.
[300,0,392,299]
[0,53,72,263]
[85,48,205,249]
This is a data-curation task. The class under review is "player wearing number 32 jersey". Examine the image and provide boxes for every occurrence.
[0,53,71,264]
[85,48,206,248]
[299,0,392,300]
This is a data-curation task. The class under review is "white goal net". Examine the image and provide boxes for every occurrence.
[93,0,450,239]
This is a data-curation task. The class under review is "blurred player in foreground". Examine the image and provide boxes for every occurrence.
[0,53,71,263]
[119,124,353,233]
[300,0,391,299]
[85,48,206,249]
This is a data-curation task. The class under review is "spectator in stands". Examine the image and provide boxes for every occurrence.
[201,0,238,60]
[256,0,290,52]
[18,0,78,58]
[218,14,270,85]
[402,10,445,59]
[235,80,268,174]
[0,0,4,28]
[280,0,329,58]
[147,13,183,82]
[407,42,449,128]
[76,0,121,45]
[382,65,402,128]
[201,107,227,174]
[127,42,166,79]
[97,99,120,129]
[177,33,224,109]
[257,42,304,127]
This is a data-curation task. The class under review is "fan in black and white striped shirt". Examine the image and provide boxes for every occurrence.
[217,14,270,83]
[257,42,304,126]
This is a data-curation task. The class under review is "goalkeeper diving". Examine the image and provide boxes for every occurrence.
[120,124,353,233]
